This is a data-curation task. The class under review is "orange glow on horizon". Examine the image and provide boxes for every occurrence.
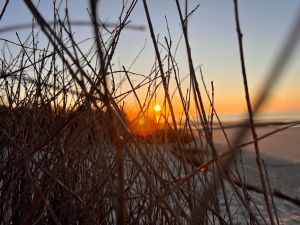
[129,116,160,137]
[123,91,300,120]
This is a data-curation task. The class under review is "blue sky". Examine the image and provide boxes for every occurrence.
[1,0,299,112]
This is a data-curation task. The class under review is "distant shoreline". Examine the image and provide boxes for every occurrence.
[213,120,300,129]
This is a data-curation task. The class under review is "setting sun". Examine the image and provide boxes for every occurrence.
[154,104,161,112]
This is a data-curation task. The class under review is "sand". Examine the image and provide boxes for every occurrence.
[212,126,300,225]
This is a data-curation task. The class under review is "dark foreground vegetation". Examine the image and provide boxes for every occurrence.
[1,1,300,224]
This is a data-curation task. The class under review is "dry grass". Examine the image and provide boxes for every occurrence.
[1,1,299,224]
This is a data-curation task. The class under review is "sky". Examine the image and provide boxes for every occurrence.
[1,0,300,115]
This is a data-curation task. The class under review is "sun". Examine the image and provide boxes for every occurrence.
[154,104,161,112]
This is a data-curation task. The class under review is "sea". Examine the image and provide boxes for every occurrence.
[217,109,300,124]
